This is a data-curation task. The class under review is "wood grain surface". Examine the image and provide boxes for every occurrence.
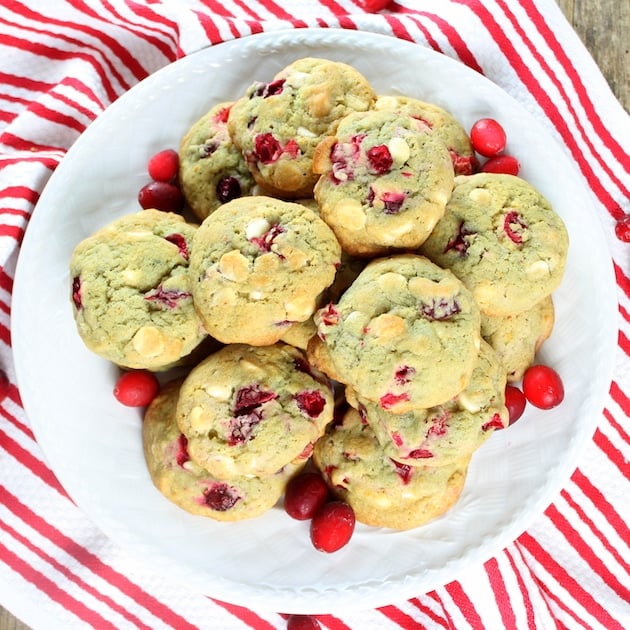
[0,1,627,628]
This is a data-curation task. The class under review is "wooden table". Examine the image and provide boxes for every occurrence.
[0,1,627,628]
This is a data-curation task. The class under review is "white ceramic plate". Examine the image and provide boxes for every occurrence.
[12,29,617,614]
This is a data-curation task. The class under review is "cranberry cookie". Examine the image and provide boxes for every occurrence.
[189,195,341,346]
[143,379,300,521]
[178,101,256,221]
[313,407,470,530]
[346,340,508,467]
[419,173,569,316]
[70,209,207,370]
[227,57,376,198]
[314,254,481,412]
[175,343,334,479]
[313,109,454,257]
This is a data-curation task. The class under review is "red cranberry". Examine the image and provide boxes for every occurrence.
[284,472,329,520]
[470,118,507,157]
[522,364,564,409]
[615,214,630,242]
[366,144,393,174]
[505,385,527,424]
[253,133,283,164]
[444,221,474,256]
[203,482,241,511]
[144,285,191,309]
[420,297,461,320]
[234,384,278,416]
[294,390,326,418]
[394,365,415,385]
[253,78,286,98]
[216,176,242,204]
[175,434,189,467]
[147,149,179,182]
[113,370,160,407]
[450,150,477,175]
[286,615,322,630]
[481,413,507,431]
[163,233,189,260]
[481,154,520,175]
[138,181,184,213]
[250,224,285,253]
[379,392,410,410]
[72,276,82,309]
[310,501,355,552]
[390,459,413,484]
[503,210,528,244]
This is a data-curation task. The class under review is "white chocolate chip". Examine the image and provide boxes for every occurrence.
[334,199,366,230]
[458,392,481,413]
[245,217,271,240]
[297,126,317,138]
[218,250,250,282]
[132,326,165,358]
[204,383,232,401]
[469,188,491,204]
[388,136,410,166]
[374,95,399,110]
[526,260,551,279]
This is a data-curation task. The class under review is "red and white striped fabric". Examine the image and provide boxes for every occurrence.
[0,1,628,628]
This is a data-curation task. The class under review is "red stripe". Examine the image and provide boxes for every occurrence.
[0,540,117,629]
[0,518,154,630]
[49,89,99,123]
[209,598,276,629]
[252,0,308,25]
[452,0,624,217]
[24,101,87,133]
[614,261,630,299]
[444,580,485,630]
[0,155,59,168]
[504,548,537,630]
[609,380,630,417]
[560,488,630,575]
[409,596,449,629]
[382,14,416,42]
[0,71,54,93]
[602,408,629,447]
[0,131,64,153]
[0,322,11,345]
[0,402,33,440]
[0,224,25,243]
[485,558,518,629]
[0,32,120,103]
[0,267,13,292]
[0,207,30,220]
[518,0,630,167]
[193,10,224,45]
[619,303,629,325]
[618,329,630,356]
[593,426,629,477]
[7,0,150,83]
[0,429,68,496]
[571,468,630,545]
[426,590,457,628]
[379,603,425,628]
[518,532,625,630]
[232,0,264,20]
[0,486,199,630]
[0,185,39,204]
[313,614,353,630]
[545,502,630,601]
[69,0,178,61]
[393,14,444,53]
[58,76,104,110]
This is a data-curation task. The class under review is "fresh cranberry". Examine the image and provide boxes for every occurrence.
[614,214,630,242]
[318,303,339,327]
[503,210,528,244]
[357,0,390,10]
[284,472,329,520]
[286,615,322,630]
[470,118,507,157]
[250,224,285,253]
[294,390,326,418]
[390,459,413,484]
[379,392,410,410]
[481,413,506,431]
[505,385,527,424]
[138,181,184,213]
[522,364,565,409]
[382,190,406,214]
[366,144,393,174]
[408,449,434,459]
[72,276,82,309]
[444,221,474,256]
[216,176,242,204]
[420,297,461,320]
[253,78,286,98]
[144,285,191,309]
[394,365,415,385]
[147,149,179,182]
[481,154,520,175]
[113,370,160,407]
[203,482,241,511]
[310,501,355,552]
[449,150,477,175]
[163,233,189,259]
[253,133,283,164]
[175,434,189,467]
[215,105,231,123]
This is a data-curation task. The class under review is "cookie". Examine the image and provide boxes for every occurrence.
[189,195,341,346]
[143,379,299,521]
[178,101,256,221]
[313,109,454,257]
[419,173,569,316]
[314,254,481,412]
[481,294,555,382]
[374,94,476,175]
[346,340,508,467]
[313,407,470,530]
[175,343,334,479]
[227,57,376,198]
[70,209,207,370]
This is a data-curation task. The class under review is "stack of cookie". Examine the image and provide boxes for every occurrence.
[69,56,569,529]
